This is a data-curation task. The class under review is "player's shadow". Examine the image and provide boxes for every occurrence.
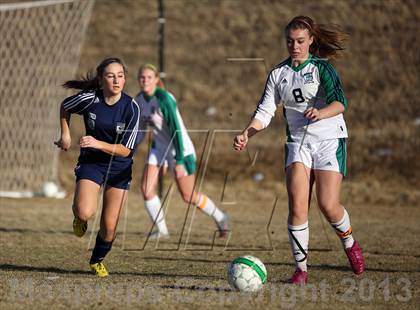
[142,256,295,268]
[156,284,234,292]
[112,271,223,280]
[0,227,73,235]
[142,256,231,264]
[312,264,420,274]
[0,264,91,275]
[0,264,223,280]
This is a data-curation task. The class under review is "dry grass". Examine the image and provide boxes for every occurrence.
[0,179,419,309]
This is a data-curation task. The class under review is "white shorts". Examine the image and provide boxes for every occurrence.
[147,147,196,176]
[285,138,347,175]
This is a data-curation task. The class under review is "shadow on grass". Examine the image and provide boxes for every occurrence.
[155,284,234,292]
[0,227,74,235]
[0,264,222,279]
[0,264,91,275]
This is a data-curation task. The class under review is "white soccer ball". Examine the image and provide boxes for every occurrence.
[42,182,58,198]
[227,255,267,292]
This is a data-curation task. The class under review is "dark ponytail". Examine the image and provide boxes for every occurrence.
[63,57,127,90]
[285,16,348,59]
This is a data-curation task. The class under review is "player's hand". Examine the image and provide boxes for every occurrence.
[54,134,71,151]
[174,164,187,179]
[303,107,322,121]
[233,130,248,151]
[79,135,101,149]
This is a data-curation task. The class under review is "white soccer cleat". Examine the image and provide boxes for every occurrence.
[216,213,230,238]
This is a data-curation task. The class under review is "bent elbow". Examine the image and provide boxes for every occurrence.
[122,149,131,158]
[119,145,131,158]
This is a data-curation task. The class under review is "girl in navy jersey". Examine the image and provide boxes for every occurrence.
[234,16,365,284]
[135,64,229,240]
[54,57,140,277]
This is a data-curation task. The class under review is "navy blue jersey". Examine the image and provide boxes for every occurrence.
[63,90,140,167]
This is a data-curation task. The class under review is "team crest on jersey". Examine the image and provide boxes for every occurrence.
[116,122,126,134]
[88,113,96,130]
[303,72,314,84]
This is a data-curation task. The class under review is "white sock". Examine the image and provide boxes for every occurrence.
[144,196,168,235]
[330,208,354,249]
[196,194,225,223]
[288,221,309,272]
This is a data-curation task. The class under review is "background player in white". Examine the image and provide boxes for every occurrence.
[135,63,229,239]
[234,16,365,284]
[54,57,140,277]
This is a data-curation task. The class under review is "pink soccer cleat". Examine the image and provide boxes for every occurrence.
[345,240,365,275]
[287,268,308,285]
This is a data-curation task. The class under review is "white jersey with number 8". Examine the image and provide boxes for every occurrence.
[253,54,348,143]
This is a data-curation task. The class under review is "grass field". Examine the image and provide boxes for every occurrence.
[1,178,419,309]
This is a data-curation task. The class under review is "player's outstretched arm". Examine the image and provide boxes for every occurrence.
[303,101,345,121]
[54,102,71,151]
[79,136,131,157]
[233,118,265,151]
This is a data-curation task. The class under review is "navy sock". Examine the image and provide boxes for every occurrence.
[89,234,113,264]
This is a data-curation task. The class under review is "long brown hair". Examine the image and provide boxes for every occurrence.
[63,57,127,90]
[285,16,348,59]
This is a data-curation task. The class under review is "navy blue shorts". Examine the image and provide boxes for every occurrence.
[74,162,132,190]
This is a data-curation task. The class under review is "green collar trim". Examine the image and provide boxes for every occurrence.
[289,53,312,72]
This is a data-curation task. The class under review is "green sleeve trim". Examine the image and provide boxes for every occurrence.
[313,59,348,110]
[183,154,196,175]
[155,88,185,162]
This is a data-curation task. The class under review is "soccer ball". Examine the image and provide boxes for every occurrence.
[227,255,267,292]
[42,182,58,198]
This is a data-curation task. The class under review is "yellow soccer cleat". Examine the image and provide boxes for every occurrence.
[90,262,109,277]
[73,217,87,237]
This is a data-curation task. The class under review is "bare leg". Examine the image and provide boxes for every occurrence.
[72,179,100,221]
[286,163,313,277]
[100,186,128,241]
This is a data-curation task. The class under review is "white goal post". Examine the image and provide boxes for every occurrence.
[0,0,94,198]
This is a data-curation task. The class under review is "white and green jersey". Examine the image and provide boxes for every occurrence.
[254,54,348,143]
[134,88,195,165]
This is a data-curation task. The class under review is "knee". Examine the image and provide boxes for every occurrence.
[73,206,94,222]
[318,198,340,213]
[318,200,341,221]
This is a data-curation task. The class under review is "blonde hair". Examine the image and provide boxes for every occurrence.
[138,63,165,89]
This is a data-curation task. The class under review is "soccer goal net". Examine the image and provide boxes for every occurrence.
[0,0,94,198]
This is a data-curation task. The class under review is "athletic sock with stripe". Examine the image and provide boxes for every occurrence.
[330,208,354,249]
[288,221,309,272]
[195,194,225,222]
